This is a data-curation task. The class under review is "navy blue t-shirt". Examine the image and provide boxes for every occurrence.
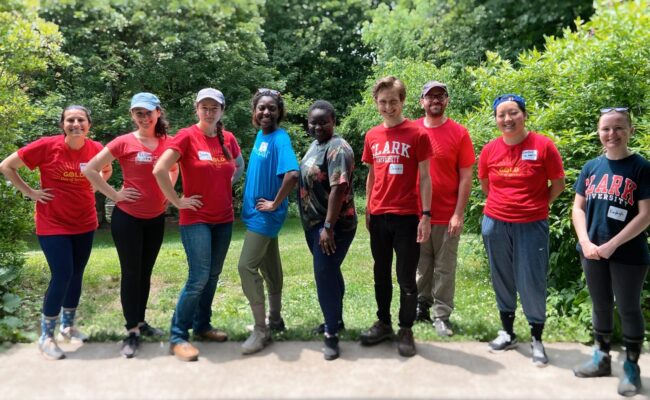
[574,154,650,265]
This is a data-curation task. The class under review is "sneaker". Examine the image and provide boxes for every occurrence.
[267,317,286,333]
[433,318,454,337]
[120,333,140,359]
[39,337,65,360]
[618,360,642,397]
[169,341,199,362]
[138,322,165,337]
[396,327,416,357]
[323,335,340,361]
[58,326,88,343]
[573,348,611,377]
[360,320,394,346]
[415,304,432,323]
[488,330,518,352]
[194,328,228,342]
[531,338,548,367]
[312,321,345,335]
[242,326,271,355]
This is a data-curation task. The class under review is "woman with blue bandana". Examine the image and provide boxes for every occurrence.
[478,94,565,367]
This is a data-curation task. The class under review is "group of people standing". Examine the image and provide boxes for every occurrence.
[0,75,647,397]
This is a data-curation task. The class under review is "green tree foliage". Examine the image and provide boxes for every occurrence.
[0,5,66,341]
[362,0,594,66]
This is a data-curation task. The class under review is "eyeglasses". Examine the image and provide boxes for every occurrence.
[600,107,629,114]
[257,88,281,96]
[423,93,447,102]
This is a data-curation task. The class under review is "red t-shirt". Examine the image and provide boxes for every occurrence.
[415,118,476,224]
[170,125,241,225]
[18,135,103,235]
[478,131,565,223]
[362,119,432,215]
[106,133,171,219]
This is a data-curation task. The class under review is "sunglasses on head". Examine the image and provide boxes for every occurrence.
[257,88,281,96]
[600,107,629,114]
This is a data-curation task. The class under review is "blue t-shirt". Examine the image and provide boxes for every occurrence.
[242,128,299,237]
[574,153,650,265]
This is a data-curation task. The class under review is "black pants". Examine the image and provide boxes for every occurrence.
[369,213,420,328]
[111,206,165,330]
[581,256,649,342]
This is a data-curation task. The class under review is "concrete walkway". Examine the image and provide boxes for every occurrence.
[1,341,648,399]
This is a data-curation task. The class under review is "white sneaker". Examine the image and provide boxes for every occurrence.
[58,326,88,343]
[488,330,518,352]
[39,337,65,360]
[241,326,271,355]
[531,338,549,367]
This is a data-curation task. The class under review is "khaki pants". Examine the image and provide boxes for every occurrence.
[416,224,460,319]
[238,230,283,306]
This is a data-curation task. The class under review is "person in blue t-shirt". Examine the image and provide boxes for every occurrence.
[571,108,650,397]
[238,89,299,355]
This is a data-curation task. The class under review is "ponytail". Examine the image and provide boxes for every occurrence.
[216,120,232,160]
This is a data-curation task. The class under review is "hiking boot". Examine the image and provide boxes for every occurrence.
[39,337,65,360]
[573,348,611,377]
[323,335,340,361]
[120,333,140,359]
[360,320,394,346]
[415,304,432,323]
[170,341,199,362]
[396,327,416,357]
[531,338,548,367]
[312,321,345,335]
[194,328,228,342]
[488,330,518,352]
[58,326,88,343]
[433,318,454,337]
[242,326,271,355]
[267,317,286,333]
[138,322,165,337]
[618,360,642,397]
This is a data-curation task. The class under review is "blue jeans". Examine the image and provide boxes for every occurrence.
[481,215,549,324]
[38,231,95,317]
[304,224,356,335]
[170,223,232,344]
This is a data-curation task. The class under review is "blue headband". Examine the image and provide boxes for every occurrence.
[492,94,526,112]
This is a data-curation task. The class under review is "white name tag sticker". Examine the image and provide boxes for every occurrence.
[304,157,316,168]
[79,162,87,170]
[607,206,628,222]
[389,164,404,175]
[198,150,212,161]
[522,150,538,160]
[135,151,153,163]
[258,142,268,153]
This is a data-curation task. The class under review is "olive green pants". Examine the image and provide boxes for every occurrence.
[238,230,283,306]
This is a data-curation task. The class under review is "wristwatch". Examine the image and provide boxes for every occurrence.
[323,221,332,230]
[422,210,431,217]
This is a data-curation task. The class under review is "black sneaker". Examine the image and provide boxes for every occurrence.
[397,327,416,357]
[323,335,340,361]
[267,317,286,333]
[415,304,432,323]
[488,330,518,352]
[120,333,140,358]
[139,322,165,337]
[312,321,345,335]
[360,320,394,346]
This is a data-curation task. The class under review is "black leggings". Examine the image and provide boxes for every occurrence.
[581,256,649,343]
[111,206,165,330]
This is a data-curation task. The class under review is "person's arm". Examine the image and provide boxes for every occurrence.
[152,149,202,211]
[82,148,137,203]
[449,166,473,237]
[571,194,600,260]
[318,182,348,255]
[365,165,374,231]
[596,199,650,259]
[417,159,432,243]
[255,170,299,212]
[548,178,565,204]
[480,178,489,197]
[0,152,54,203]
[232,154,245,183]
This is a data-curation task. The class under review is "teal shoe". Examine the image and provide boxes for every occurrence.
[573,348,611,377]
[617,360,642,397]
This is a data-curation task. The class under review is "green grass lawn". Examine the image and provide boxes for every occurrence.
[18,217,586,343]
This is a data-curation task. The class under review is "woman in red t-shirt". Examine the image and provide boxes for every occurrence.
[83,93,178,358]
[478,94,565,367]
[0,105,111,360]
[153,88,244,362]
